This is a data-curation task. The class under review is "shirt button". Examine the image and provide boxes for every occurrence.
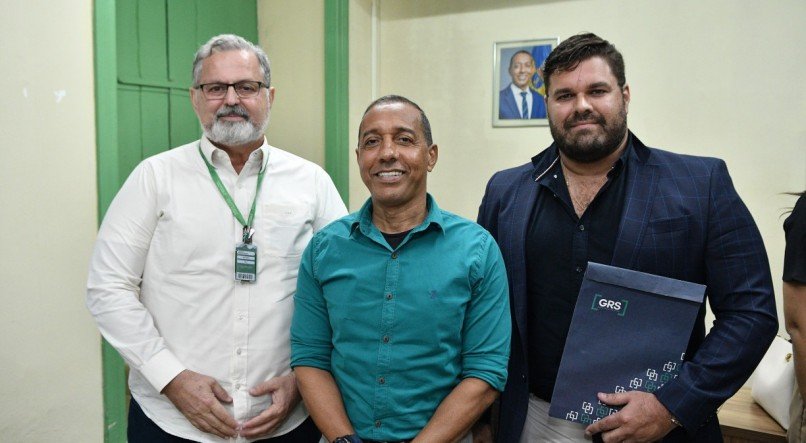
[236,348,243,355]
[575,266,583,273]
[385,293,393,300]
[382,335,390,343]
[391,252,398,259]
[374,420,382,428]
[378,377,385,384]
[579,224,585,231]
[235,383,242,390]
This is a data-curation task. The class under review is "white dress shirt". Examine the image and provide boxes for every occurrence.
[510,82,533,118]
[87,137,347,442]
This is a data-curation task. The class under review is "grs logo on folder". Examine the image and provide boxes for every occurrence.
[550,263,705,425]
[591,293,629,316]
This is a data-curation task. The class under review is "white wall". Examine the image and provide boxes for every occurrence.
[354,0,806,336]
[349,0,376,208]
[0,1,103,440]
[258,0,326,166]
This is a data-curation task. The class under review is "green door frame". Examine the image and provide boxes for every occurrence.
[93,0,128,441]
[93,1,350,441]
[325,0,350,206]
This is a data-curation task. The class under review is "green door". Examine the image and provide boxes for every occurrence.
[95,1,257,441]
[115,0,258,186]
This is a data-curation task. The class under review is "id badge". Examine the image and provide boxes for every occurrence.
[235,243,258,282]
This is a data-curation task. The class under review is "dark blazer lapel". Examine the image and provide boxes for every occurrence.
[502,154,557,351]
[611,137,659,269]
[510,168,539,339]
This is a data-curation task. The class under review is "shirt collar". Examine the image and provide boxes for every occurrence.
[510,82,529,94]
[350,193,445,240]
[534,132,633,186]
[199,136,271,173]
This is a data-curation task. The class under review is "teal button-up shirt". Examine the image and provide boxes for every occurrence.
[291,195,511,441]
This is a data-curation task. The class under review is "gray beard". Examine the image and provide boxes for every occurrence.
[204,108,270,146]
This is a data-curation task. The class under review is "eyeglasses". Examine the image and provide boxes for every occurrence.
[195,81,268,99]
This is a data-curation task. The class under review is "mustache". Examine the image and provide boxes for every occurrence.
[565,111,605,129]
[215,105,250,120]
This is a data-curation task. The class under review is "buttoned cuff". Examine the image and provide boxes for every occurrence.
[139,348,186,392]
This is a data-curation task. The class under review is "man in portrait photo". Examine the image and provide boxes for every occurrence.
[499,49,547,120]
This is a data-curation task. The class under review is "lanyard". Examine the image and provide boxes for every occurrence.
[198,145,267,243]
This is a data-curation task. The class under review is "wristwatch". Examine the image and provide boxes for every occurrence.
[333,435,363,443]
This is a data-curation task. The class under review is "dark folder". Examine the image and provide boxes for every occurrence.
[548,262,705,425]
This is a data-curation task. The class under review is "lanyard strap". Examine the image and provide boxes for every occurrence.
[198,145,266,239]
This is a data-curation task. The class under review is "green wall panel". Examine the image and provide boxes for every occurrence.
[137,0,169,82]
[170,90,199,147]
[117,85,143,188]
[196,0,258,44]
[167,0,198,84]
[140,87,171,159]
[115,1,139,82]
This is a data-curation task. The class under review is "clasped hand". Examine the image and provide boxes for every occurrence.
[162,370,300,439]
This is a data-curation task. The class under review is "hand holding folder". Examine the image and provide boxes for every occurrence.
[548,262,705,427]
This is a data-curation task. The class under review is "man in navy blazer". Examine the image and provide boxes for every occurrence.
[478,33,777,442]
[499,50,546,120]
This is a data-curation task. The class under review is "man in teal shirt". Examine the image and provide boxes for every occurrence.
[291,95,511,443]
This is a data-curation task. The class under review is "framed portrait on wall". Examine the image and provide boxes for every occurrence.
[493,38,558,127]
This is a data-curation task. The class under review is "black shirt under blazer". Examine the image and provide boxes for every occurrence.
[477,133,778,442]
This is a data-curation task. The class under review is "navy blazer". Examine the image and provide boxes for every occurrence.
[499,85,546,120]
[477,134,777,442]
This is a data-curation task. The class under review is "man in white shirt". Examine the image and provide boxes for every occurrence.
[86,34,347,443]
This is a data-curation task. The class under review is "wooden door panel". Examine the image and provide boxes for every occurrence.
[166,0,198,85]
[140,86,171,159]
[137,0,169,83]
[170,89,199,148]
[117,85,143,187]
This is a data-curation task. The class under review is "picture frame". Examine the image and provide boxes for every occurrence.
[493,38,558,127]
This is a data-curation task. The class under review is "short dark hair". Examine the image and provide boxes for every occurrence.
[543,33,625,93]
[359,95,433,146]
[509,50,534,69]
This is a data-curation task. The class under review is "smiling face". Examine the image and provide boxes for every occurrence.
[509,51,536,90]
[190,49,275,149]
[545,56,630,163]
[356,102,438,212]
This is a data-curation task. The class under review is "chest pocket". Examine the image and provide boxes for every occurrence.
[647,215,690,234]
[261,203,312,257]
[640,215,692,277]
